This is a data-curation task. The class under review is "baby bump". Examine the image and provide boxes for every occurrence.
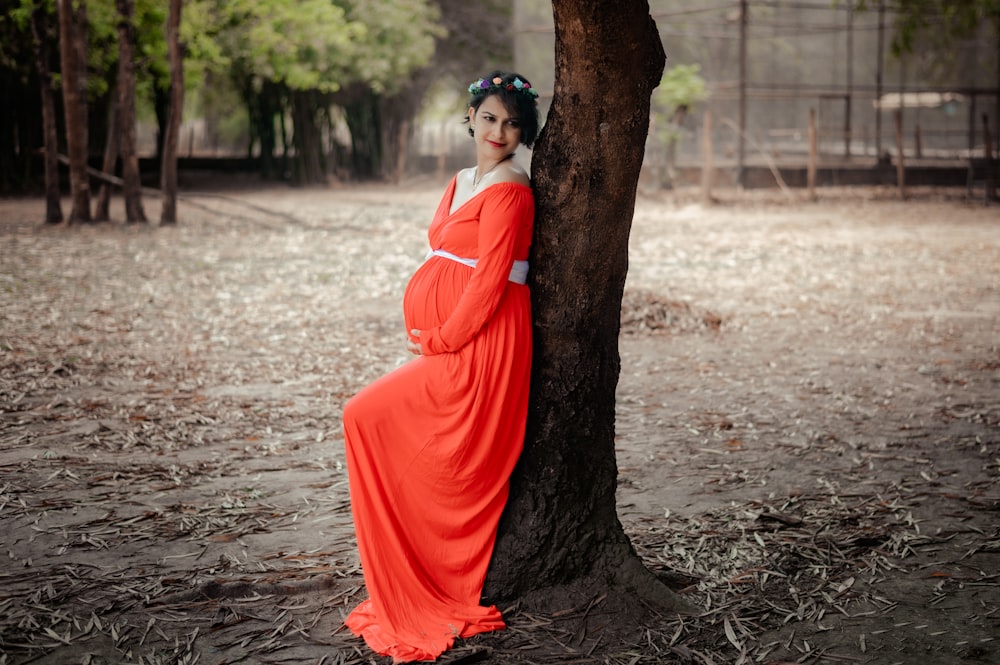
[403,258,471,332]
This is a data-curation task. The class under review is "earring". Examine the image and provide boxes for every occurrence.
[468,126,475,138]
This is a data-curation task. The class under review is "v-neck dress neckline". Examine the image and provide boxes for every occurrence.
[448,176,530,216]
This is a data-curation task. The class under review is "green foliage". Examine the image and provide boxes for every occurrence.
[338,0,443,95]
[653,63,707,117]
[246,0,360,91]
[0,2,31,72]
[5,0,33,34]
[4,0,167,101]
[180,0,227,78]
[178,0,447,179]
[183,0,441,95]
[651,64,708,153]
[184,0,360,93]
[849,0,999,55]
[85,0,119,99]
[135,0,168,86]
[182,0,344,94]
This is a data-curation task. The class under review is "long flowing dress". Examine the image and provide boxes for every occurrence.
[342,178,534,663]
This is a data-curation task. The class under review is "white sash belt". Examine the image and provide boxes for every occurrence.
[427,249,529,285]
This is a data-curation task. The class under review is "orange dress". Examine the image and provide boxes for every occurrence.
[342,179,534,663]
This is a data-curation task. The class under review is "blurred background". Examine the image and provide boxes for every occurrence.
[1,0,997,192]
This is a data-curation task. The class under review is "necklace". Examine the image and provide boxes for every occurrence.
[472,155,510,190]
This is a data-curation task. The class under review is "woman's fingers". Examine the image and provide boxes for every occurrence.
[407,330,422,355]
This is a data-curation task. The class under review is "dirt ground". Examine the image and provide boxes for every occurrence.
[1,180,998,665]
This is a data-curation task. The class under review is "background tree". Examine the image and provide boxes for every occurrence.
[115,0,146,222]
[84,0,123,179]
[377,0,511,183]
[483,0,691,615]
[180,0,446,183]
[185,0,366,183]
[58,0,91,222]
[652,63,707,187]
[28,0,63,223]
[160,0,182,225]
[331,0,442,180]
[0,0,41,193]
[93,93,119,221]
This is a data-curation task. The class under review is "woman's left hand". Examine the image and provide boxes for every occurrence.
[407,329,423,356]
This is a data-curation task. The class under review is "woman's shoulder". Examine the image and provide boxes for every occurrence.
[481,171,534,213]
[493,160,531,188]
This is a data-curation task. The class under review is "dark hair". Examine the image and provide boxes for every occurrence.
[466,70,540,149]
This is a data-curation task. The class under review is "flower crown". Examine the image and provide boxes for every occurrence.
[468,76,539,100]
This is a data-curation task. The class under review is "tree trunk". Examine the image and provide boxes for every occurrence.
[994,10,1000,197]
[95,95,120,221]
[290,90,325,185]
[58,0,91,223]
[116,0,147,223]
[154,83,169,165]
[29,4,63,224]
[342,87,382,180]
[666,105,688,185]
[484,0,692,615]
[248,80,281,180]
[160,0,184,225]
[379,83,422,183]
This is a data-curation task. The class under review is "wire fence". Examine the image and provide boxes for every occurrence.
[407,0,1000,187]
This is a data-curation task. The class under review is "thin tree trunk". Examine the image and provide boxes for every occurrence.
[666,105,687,184]
[29,4,63,224]
[58,0,91,223]
[485,0,692,615]
[983,113,997,203]
[160,0,183,225]
[116,0,147,223]
[894,108,906,200]
[701,109,714,205]
[381,90,415,182]
[393,118,409,184]
[808,108,817,201]
[95,96,120,221]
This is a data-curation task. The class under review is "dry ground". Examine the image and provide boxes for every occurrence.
[1,181,998,665]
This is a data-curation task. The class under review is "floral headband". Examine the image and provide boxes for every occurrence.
[468,76,539,99]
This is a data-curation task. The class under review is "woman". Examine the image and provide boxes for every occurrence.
[342,70,540,663]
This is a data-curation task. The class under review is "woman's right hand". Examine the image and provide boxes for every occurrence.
[407,329,423,356]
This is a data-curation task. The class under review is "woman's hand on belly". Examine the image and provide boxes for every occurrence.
[407,329,423,356]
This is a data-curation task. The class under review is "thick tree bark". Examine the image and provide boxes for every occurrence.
[160,0,184,225]
[116,0,147,223]
[484,0,692,614]
[58,0,91,223]
[29,5,63,224]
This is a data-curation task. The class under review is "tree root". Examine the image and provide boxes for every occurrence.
[614,553,699,616]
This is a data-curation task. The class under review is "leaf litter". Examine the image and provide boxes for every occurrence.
[1,184,999,664]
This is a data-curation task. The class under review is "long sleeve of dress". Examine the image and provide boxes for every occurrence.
[420,185,533,355]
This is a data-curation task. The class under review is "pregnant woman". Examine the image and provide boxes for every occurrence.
[342,70,540,663]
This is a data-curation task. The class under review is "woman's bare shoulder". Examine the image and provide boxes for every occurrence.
[494,160,531,187]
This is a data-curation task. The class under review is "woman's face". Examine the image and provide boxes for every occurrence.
[469,94,523,161]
